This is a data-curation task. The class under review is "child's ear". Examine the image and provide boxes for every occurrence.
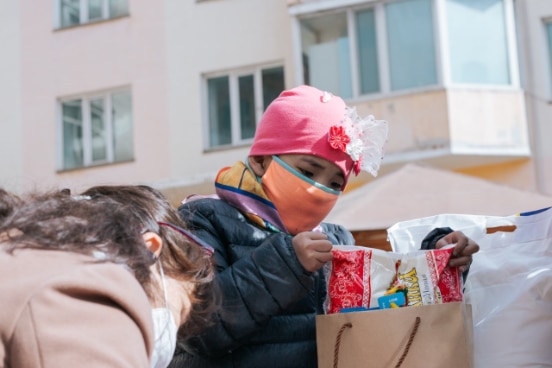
[248,156,273,176]
[142,232,163,257]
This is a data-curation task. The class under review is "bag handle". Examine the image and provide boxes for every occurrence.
[333,322,352,368]
[333,316,421,368]
[395,316,421,367]
[486,225,516,234]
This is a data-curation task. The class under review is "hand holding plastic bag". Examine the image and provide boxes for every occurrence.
[387,208,552,368]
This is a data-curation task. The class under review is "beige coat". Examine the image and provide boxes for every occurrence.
[0,247,154,368]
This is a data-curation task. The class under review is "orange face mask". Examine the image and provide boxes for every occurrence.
[261,156,341,235]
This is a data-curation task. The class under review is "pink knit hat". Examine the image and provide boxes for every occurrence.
[249,85,388,188]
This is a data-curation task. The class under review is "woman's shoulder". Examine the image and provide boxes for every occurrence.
[0,249,153,367]
[0,249,150,310]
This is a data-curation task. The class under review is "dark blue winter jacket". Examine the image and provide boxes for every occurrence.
[169,197,354,368]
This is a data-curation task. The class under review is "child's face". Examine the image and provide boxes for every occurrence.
[278,154,345,191]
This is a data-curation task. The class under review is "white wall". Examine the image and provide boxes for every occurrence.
[1,0,295,195]
[0,1,23,192]
[162,0,294,191]
[15,0,171,193]
[516,0,552,195]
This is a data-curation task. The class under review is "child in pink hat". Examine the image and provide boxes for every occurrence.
[172,85,479,368]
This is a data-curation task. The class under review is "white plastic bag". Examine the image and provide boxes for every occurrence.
[387,208,552,368]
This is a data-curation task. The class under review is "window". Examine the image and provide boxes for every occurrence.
[446,0,510,85]
[206,66,285,149]
[546,21,552,97]
[59,89,133,170]
[58,0,129,28]
[300,12,352,98]
[296,0,515,97]
[299,1,438,96]
[356,9,380,95]
[386,0,437,90]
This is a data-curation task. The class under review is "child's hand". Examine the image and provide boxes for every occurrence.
[435,231,480,273]
[291,231,333,272]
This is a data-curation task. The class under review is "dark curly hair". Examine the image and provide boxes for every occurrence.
[80,185,219,341]
[0,189,155,292]
[0,188,22,224]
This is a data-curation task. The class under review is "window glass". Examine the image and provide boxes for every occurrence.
[300,12,352,98]
[109,0,129,18]
[88,0,103,21]
[206,66,284,149]
[62,99,83,170]
[60,90,133,170]
[111,91,133,162]
[90,97,107,162]
[60,0,80,28]
[547,22,552,96]
[59,0,128,28]
[356,8,380,94]
[262,67,285,109]
[207,77,232,147]
[239,75,256,141]
[446,0,510,84]
[386,0,437,90]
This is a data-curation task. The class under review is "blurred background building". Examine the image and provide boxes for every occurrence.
[1,0,551,218]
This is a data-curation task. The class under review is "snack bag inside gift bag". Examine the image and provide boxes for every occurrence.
[324,245,463,314]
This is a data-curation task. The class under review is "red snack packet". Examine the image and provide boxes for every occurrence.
[324,246,462,314]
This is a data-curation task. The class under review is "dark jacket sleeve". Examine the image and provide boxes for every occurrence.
[420,227,454,250]
[178,199,316,357]
[321,222,356,246]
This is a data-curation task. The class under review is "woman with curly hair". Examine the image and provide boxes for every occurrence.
[80,185,218,368]
[0,186,217,368]
[0,189,157,367]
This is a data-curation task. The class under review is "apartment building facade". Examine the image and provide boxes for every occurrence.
[1,0,551,204]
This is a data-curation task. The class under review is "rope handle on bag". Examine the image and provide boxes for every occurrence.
[395,316,421,367]
[332,316,421,368]
[333,322,352,368]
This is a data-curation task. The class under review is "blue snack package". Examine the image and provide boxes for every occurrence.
[378,293,406,309]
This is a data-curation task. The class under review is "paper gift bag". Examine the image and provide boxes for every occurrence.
[316,302,473,368]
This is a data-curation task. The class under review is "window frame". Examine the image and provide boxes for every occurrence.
[290,0,520,100]
[202,63,285,151]
[56,87,133,171]
[53,0,129,29]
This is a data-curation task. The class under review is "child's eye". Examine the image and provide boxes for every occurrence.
[329,182,343,191]
[300,169,314,178]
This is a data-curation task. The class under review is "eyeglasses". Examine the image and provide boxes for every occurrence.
[157,221,214,255]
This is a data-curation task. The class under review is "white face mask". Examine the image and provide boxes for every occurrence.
[150,262,178,368]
